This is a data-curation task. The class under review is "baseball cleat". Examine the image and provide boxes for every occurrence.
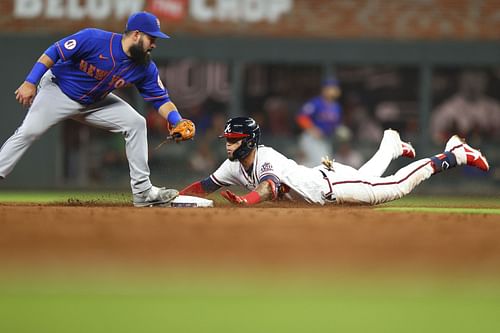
[463,142,489,172]
[445,135,464,153]
[382,129,415,159]
[401,141,416,159]
[445,135,489,172]
[133,186,179,207]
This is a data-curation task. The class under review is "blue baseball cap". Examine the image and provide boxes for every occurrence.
[126,12,170,39]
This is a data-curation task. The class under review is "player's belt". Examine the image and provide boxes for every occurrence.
[47,70,60,87]
[319,169,336,203]
[48,74,86,107]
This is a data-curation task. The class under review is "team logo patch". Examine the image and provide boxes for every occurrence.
[64,39,77,50]
[260,162,273,173]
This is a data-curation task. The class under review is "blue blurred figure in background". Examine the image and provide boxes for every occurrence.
[296,77,343,167]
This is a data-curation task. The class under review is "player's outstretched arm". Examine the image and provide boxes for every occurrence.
[221,180,276,206]
[180,177,221,197]
[15,54,54,107]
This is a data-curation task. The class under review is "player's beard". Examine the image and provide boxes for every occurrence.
[129,38,151,66]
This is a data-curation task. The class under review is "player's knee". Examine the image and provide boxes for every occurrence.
[19,127,44,142]
[123,115,146,138]
[129,115,146,132]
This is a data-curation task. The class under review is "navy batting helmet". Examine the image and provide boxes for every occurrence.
[220,117,261,160]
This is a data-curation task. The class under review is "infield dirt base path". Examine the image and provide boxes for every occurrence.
[1,205,500,275]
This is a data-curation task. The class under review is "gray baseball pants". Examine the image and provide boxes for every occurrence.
[0,70,152,194]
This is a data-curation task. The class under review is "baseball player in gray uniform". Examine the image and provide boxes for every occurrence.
[0,12,195,207]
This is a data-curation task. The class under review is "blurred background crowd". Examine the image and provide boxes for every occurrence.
[1,0,499,193]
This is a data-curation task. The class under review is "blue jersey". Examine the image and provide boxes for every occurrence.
[299,96,342,136]
[49,28,169,109]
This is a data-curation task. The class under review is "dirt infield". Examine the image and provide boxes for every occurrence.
[1,204,500,276]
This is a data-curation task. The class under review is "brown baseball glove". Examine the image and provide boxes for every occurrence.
[169,119,195,142]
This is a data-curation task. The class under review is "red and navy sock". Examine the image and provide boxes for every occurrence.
[430,152,457,173]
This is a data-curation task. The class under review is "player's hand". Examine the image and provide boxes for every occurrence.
[220,190,246,205]
[169,119,195,142]
[15,81,37,108]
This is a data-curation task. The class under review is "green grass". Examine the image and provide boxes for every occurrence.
[1,275,500,333]
[379,195,500,208]
[376,195,500,215]
[0,191,130,204]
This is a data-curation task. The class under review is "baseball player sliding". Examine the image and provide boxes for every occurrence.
[180,117,489,205]
[0,12,195,207]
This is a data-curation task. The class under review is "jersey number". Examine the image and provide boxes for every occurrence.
[64,39,77,50]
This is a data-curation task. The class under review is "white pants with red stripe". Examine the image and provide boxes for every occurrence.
[317,130,435,205]
[326,157,434,205]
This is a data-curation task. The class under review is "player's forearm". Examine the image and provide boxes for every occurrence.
[158,102,182,126]
[180,177,221,197]
[254,181,275,202]
[180,181,209,197]
[235,181,274,205]
[25,54,54,85]
[296,114,314,130]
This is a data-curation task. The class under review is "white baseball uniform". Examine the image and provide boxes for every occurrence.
[209,131,435,205]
